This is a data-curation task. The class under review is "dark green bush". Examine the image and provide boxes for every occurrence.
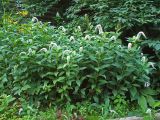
[24,0,60,16]
[66,0,160,30]
[0,20,155,111]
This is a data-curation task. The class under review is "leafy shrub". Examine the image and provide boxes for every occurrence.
[142,39,160,97]
[24,0,60,16]
[0,19,155,111]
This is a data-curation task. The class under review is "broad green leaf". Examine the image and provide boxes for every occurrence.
[138,96,147,111]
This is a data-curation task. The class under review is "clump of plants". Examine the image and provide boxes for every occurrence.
[0,17,156,112]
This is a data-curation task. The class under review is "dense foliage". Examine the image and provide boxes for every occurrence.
[0,20,156,109]
[0,0,160,119]
[66,0,160,30]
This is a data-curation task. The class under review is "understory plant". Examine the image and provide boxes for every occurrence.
[66,0,160,31]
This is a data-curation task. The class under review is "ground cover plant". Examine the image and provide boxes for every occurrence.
[0,0,160,120]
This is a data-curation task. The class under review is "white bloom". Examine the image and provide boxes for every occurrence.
[28,48,33,54]
[39,48,47,52]
[69,36,75,41]
[28,48,35,55]
[56,12,60,17]
[85,35,91,40]
[118,45,123,48]
[59,26,66,32]
[141,56,146,62]
[77,26,81,31]
[49,42,57,50]
[79,47,83,52]
[19,52,26,56]
[63,50,71,54]
[128,43,132,49]
[148,62,156,69]
[110,36,116,41]
[110,110,118,114]
[27,39,33,44]
[95,24,104,34]
[31,17,38,23]
[146,108,152,116]
[144,82,150,87]
[18,108,23,115]
[48,22,51,24]
[136,31,147,39]
[141,53,143,56]
[62,50,71,59]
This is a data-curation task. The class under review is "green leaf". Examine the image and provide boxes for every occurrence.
[130,87,137,98]
[22,85,31,91]
[153,101,160,108]
[138,96,147,111]
[142,88,157,96]
[76,80,81,87]
[147,96,155,107]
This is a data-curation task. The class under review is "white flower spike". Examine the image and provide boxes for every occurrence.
[95,24,104,34]
[32,17,38,23]
[128,43,132,49]
[85,35,91,40]
[136,31,147,39]
[144,82,150,87]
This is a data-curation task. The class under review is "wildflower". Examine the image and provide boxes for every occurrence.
[28,48,35,55]
[69,36,75,41]
[63,50,71,54]
[19,52,26,56]
[110,110,118,114]
[146,108,152,116]
[31,17,38,23]
[79,47,83,52]
[18,108,23,115]
[56,12,61,17]
[128,43,132,49]
[85,35,91,40]
[62,50,71,59]
[27,39,32,44]
[95,24,104,34]
[118,45,123,48]
[136,31,147,40]
[144,82,150,87]
[141,53,143,56]
[59,26,66,32]
[148,62,156,69]
[39,48,47,52]
[49,42,57,50]
[110,36,116,41]
[77,26,81,31]
[141,56,146,62]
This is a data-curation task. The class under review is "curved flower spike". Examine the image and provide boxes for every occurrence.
[95,24,104,34]
[85,35,91,40]
[39,48,47,52]
[128,43,132,49]
[59,26,66,32]
[32,17,38,23]
[136,31,147,40]
[110,36,116,41]
[69,36,75,41]
[49,42,57,50]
